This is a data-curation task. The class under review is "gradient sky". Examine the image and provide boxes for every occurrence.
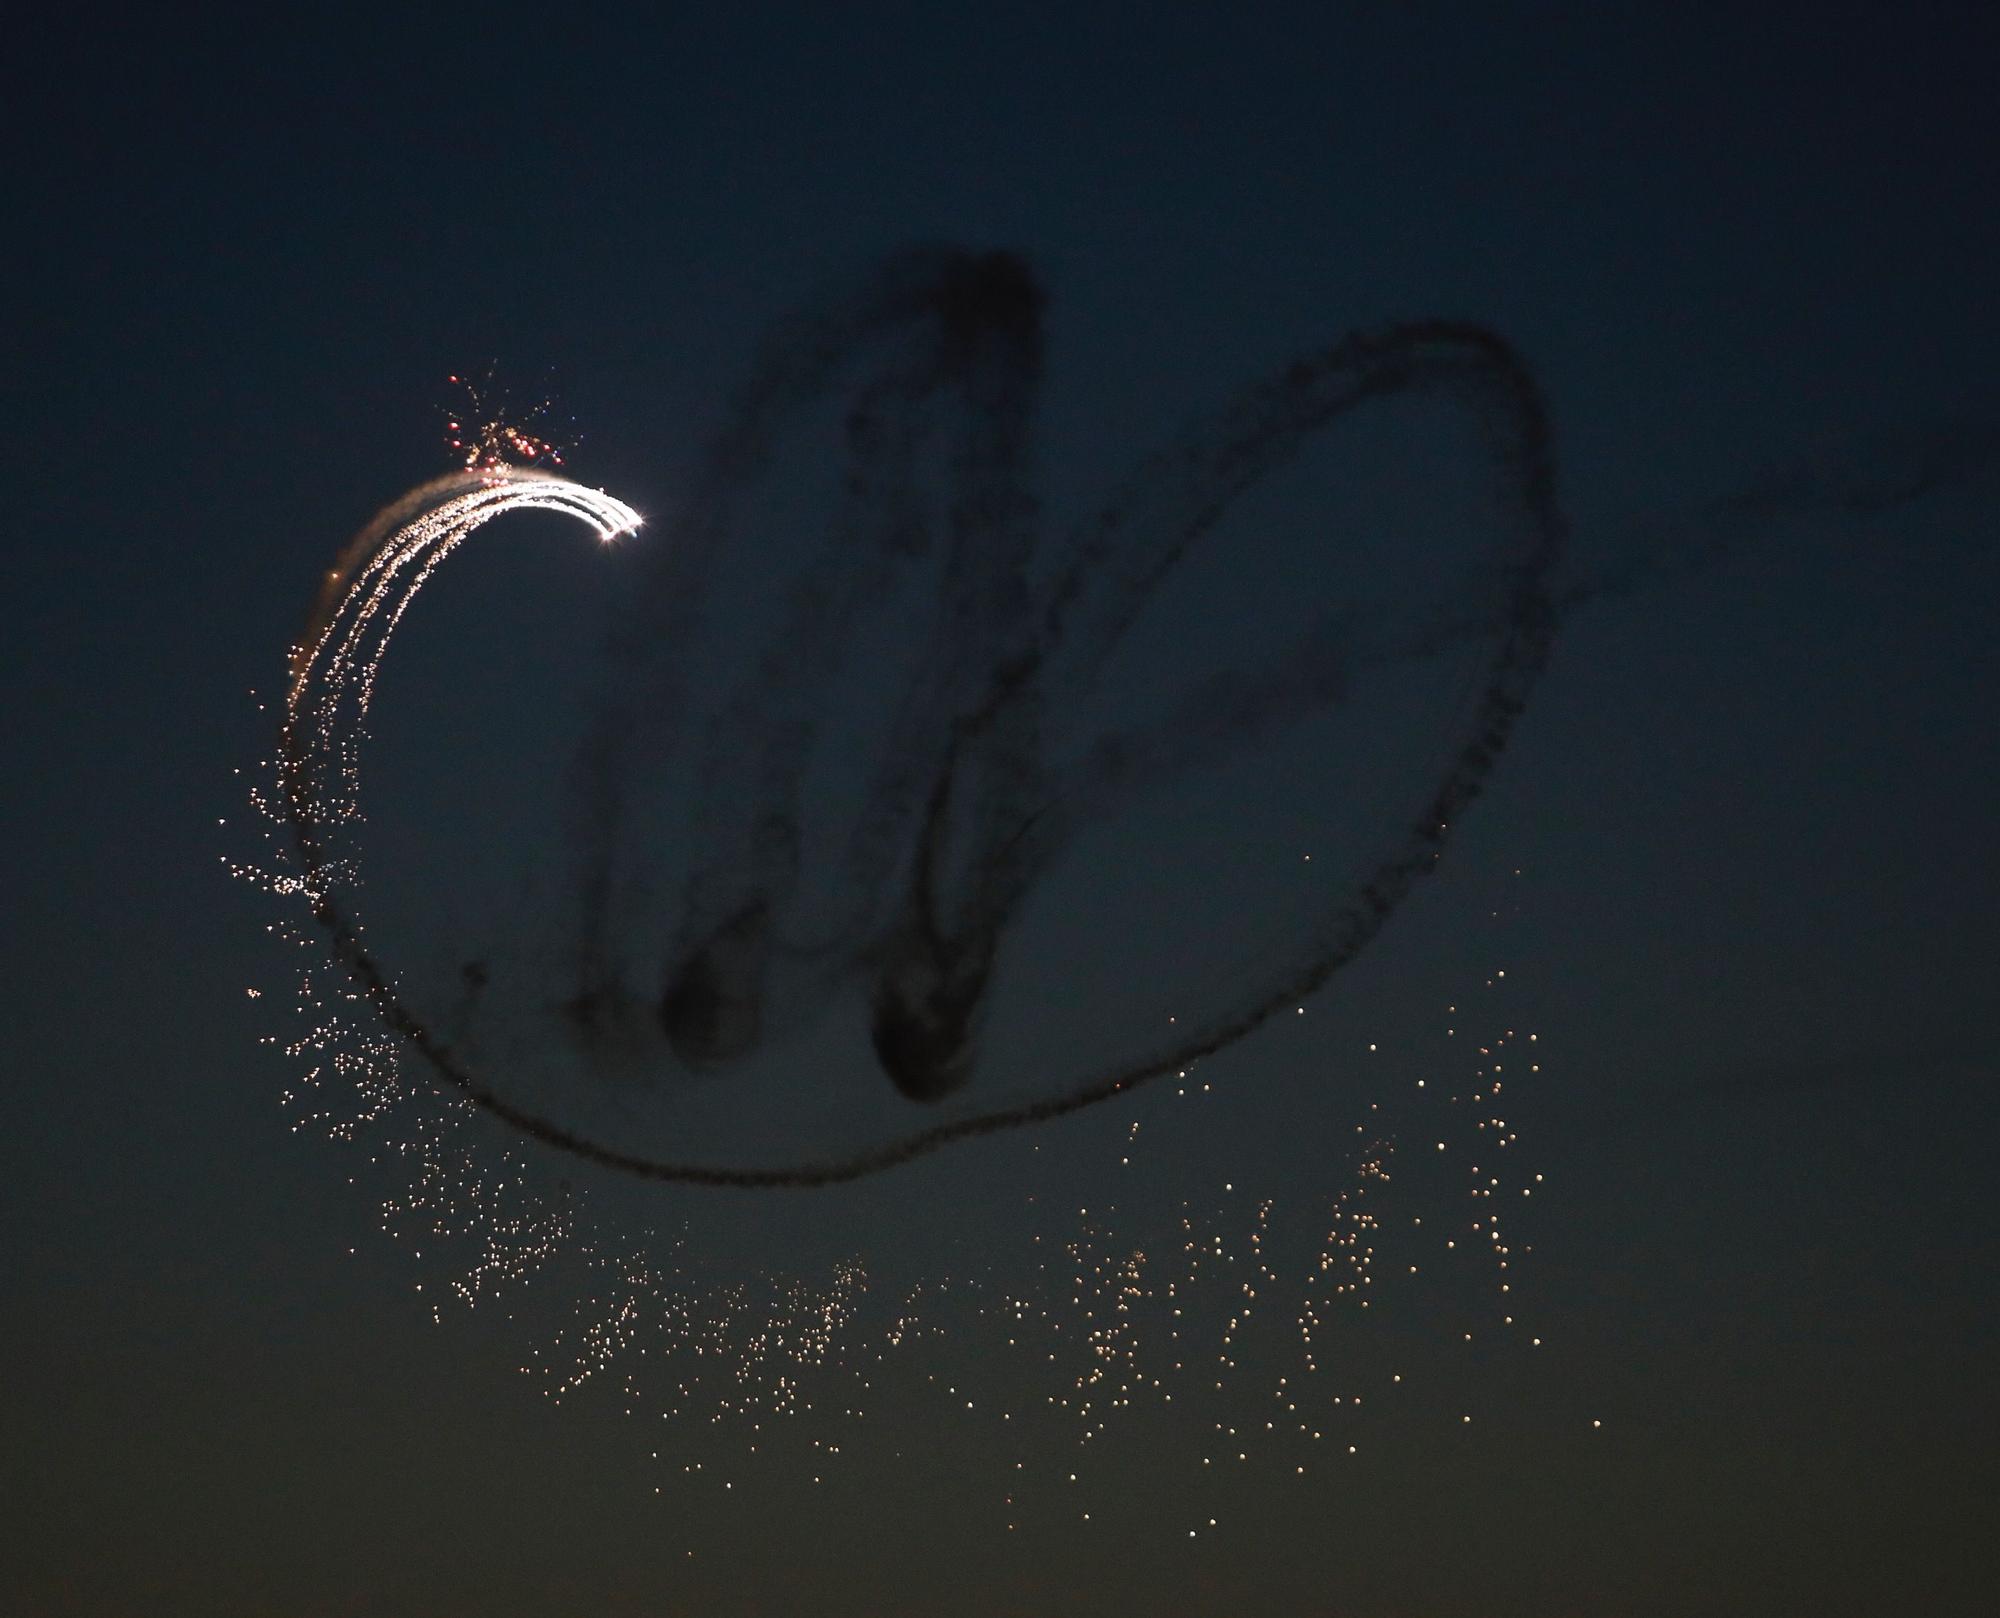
[6,6,1997,1614]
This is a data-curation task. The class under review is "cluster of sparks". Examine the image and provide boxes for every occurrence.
[936,965,1556,1539]
[442,368,572,473]
[241,735,1574,1543]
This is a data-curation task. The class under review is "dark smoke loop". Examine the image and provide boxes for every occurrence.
[288,247,1566,1187]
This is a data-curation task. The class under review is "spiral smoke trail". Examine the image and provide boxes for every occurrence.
[278,254,1571,1187]
[281,251,1994,1188]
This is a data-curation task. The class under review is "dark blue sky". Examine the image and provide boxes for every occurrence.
[6,5,1997,1613]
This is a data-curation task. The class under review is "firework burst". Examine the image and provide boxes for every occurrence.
[442,365,573,472]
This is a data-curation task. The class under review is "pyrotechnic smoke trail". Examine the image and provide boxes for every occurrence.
[273,248,1571,1188]
[245,251,1993,1542]
[272,251,1993,1192]
[279,468,656,1171]
[275,337,1561,1186]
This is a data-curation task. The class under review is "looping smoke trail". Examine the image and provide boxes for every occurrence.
[281,251,1565,1187]
[863,319,1563,1104]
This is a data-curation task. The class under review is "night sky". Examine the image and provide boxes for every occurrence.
[7,6,1998,1614]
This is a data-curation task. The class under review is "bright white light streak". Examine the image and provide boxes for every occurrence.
[288,468,642,706]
